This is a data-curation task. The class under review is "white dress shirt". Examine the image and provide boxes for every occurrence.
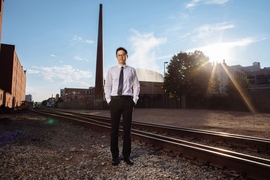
[104,64,140,104]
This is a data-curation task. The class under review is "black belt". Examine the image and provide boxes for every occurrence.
[111,95,132,99]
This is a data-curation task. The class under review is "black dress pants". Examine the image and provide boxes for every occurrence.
[110,96,135,159]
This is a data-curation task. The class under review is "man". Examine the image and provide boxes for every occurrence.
[104,47,140,166]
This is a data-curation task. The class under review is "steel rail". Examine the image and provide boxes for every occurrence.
[33,109,270,179]
[39,109,270,152]
[131,130,270,180]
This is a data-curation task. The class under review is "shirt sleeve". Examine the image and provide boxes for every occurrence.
[104,68,112,103]
[132,69,140,104]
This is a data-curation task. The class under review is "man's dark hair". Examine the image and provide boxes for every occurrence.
[116,47,128,55]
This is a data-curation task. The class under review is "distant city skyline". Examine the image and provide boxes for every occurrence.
[2,0,270,101]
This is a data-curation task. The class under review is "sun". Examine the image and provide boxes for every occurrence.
[202,43,231,63]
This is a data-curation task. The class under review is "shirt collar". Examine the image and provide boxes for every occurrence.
[118,64,126,69]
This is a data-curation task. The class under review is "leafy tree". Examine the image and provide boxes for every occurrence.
[208,71,221,95]
[164,50,216,99]
[224,75,255,112]
[57,97,64,103]
[225,75,250,98]
[54,97,63,108]
[41,100,48,107]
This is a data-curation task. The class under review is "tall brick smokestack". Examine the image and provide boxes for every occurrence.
[94,4,104,99]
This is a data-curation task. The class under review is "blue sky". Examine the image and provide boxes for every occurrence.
[2,0,270,102]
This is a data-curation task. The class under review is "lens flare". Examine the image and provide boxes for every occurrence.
[207,63,217,95]
[47,118,55,125]
[221,63,256,113]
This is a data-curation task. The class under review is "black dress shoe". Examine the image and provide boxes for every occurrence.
[124,158,134,165]
[112,157,120,166]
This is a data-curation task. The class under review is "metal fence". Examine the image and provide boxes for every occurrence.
[58,90,270,112]
[58,94,184,109]
[58,94,108,109]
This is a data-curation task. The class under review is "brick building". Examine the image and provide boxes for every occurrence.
[0,43,26,108]
[61,87,95,101]
[0,88,4,106]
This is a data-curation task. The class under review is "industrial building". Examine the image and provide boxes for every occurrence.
[0,44,26,108]
[216,60,270,94]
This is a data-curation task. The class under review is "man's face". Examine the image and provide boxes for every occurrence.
[116,50,128,65]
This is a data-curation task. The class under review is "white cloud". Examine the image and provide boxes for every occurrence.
[72,35,94,44]
[29,65,92,83]
[185,37,259,62]
[128,29,167,72]
[26,69,40,74]
[186,0,228,8]
[85,40,94,44]
[26,69,93,101]
[191,23,234,41]
[205,0,229,5]
[72,36,82,41]
[50,54,56,57]
[73,56,89,61]
[186,0,200,8]
[74,56,83,61]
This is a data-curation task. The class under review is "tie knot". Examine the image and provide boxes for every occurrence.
[121,66,124,69]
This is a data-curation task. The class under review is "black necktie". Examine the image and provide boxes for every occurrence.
[117,66,124,95]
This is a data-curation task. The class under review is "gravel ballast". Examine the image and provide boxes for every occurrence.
[1,110,263,179]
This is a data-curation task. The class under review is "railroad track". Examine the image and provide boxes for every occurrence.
[48,108,270,154]
[33,108,270,180]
